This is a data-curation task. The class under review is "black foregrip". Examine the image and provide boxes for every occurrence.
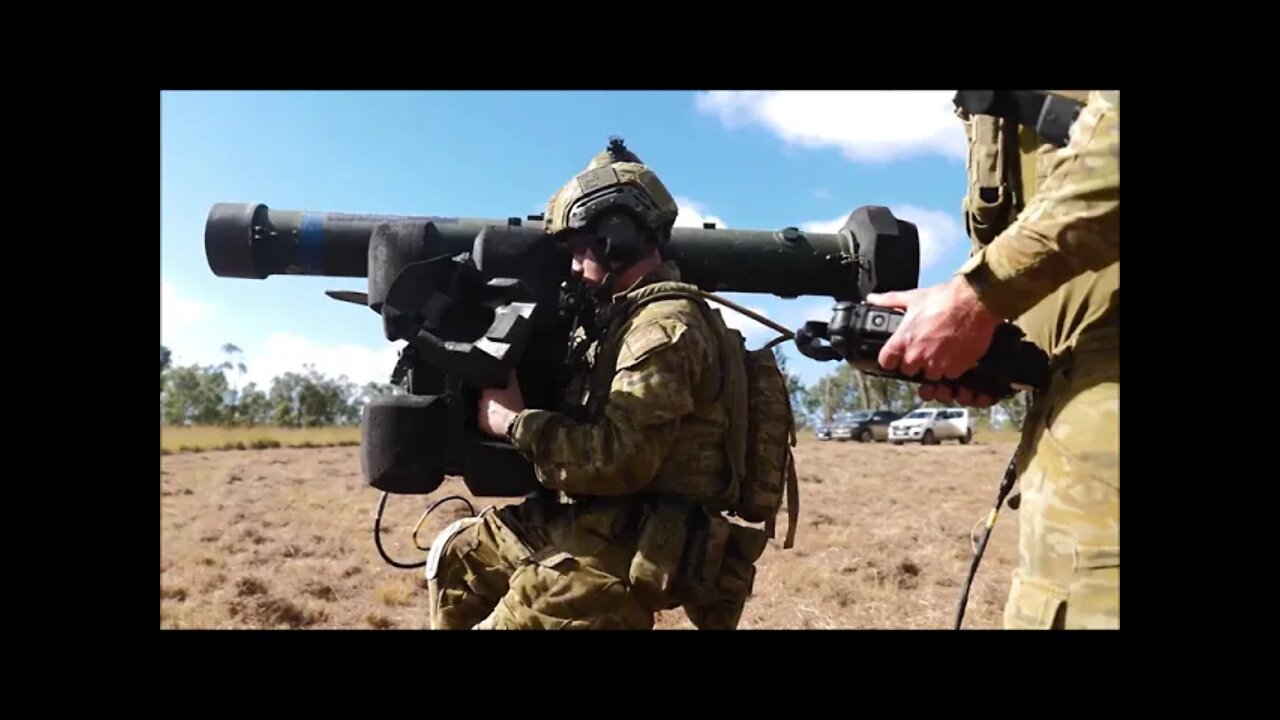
[828,303,1049,399]
[934,323,1050,399]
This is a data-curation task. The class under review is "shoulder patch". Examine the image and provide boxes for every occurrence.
[617,319,687,371]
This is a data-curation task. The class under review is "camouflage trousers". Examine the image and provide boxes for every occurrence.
[425,494,657,630]
[1004,344,1119,629]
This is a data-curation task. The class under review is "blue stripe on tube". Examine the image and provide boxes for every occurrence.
[299,214,325,274]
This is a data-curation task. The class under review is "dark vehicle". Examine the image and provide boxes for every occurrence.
[829,409,901,442]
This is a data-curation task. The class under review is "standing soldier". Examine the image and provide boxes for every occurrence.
[867,91,1119,629]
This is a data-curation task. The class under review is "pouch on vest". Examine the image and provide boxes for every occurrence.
[960,110,1021,247]
[678,509,733,604]
[628,495,694,610]
[682,523,769,630]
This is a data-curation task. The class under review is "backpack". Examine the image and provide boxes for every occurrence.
[619,281,800,550]
[735,340,800,549]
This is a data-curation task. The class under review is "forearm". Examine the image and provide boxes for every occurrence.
[509,407,675,496]
[958,92,1119,320]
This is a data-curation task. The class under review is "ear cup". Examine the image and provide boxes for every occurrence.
[597,213,641,264]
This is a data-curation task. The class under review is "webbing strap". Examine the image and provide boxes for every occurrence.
[764,455,800,549]
[783,454,799,550]
[954,91,1085,148]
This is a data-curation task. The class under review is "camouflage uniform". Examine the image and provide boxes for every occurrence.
[426,147,753,630]
[955,91,1119,629]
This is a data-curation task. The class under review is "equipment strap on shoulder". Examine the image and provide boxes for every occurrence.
[953,91,1085,148]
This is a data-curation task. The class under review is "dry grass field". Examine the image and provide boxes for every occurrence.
[161,426,361,454]
[160,430,1023,630]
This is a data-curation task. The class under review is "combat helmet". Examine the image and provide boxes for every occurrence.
[544,136,679,268]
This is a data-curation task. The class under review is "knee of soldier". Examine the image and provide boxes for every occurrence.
[425,514,485,587]
[504,553,652,629]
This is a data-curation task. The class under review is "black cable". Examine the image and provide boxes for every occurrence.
[373,492,478,570]
[954,451,1020,629]
[413,495,477,551]
[374,492,425,569]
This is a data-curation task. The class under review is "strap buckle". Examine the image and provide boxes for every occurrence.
[1035,93,1083,148]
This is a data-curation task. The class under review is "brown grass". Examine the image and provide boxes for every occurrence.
[160,426,360,454]
[160,432,1022,630]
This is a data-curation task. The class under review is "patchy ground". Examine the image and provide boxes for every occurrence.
[160,436,1021,630]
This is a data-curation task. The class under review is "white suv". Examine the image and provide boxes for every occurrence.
[888,407,974,445]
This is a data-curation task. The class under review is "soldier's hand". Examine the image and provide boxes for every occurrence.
[866,276,1002,385]
[477,370,526,438]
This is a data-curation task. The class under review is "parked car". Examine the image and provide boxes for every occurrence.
[815,413,858,441]
[829,409,901,442]
[888,407,974,445]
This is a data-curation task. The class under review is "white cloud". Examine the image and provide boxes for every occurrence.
[161,280,213,348]
[814,188,832,200]
[695,91,966,163]
[238,333,404,390]
[798,217,847,235]
[800,204,963,270]
[674,197,727,229]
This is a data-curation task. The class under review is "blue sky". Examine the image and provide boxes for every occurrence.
[161,90,972,392]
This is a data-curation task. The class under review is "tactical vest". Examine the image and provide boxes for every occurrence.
[575,277,800,548]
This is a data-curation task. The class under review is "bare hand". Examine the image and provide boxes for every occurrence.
[866,276,1003,404]
[477,370,525,438]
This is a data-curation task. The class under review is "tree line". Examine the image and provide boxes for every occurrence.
[161,343,1028,431]
[160,344,399,428]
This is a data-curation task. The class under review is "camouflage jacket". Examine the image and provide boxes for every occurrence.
[956,90,1119,358]
[509,261,732,501]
